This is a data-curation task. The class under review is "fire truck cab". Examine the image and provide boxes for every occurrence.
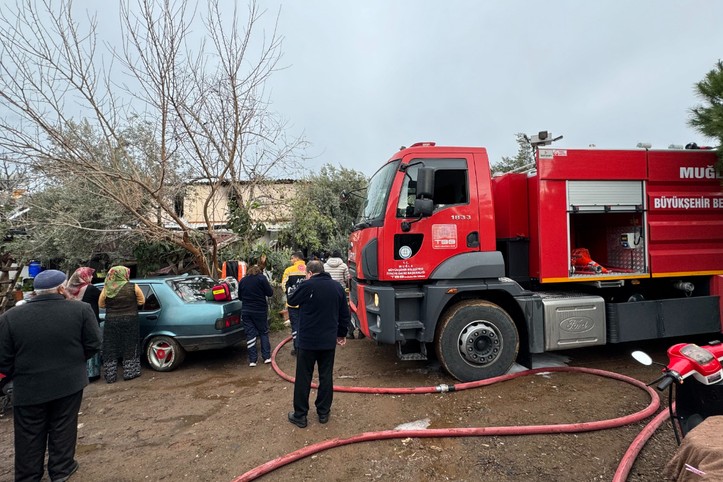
[348,141,723,381]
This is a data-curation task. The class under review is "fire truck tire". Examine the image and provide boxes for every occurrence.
[435,300,519,382]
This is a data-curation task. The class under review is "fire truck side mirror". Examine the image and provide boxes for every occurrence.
[413,198,434,217]
[416,167,434,199]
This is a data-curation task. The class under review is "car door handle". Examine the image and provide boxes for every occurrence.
[146,315,158,320]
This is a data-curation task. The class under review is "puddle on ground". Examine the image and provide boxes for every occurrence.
[508,353,571,373]
[394,418,431,431]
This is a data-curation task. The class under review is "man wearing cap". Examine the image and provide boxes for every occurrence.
[286,260,350,428]
[0,269,102,482]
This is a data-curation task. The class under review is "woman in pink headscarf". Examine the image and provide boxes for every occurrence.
[66,267,103,380]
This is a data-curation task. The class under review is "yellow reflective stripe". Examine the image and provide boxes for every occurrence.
[541,274,650,283]
[651,270,723,278]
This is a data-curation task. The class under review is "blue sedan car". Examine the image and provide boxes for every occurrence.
[100,275,243,371]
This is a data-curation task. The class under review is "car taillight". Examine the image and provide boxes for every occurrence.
[215,313,241,329]
[216,313,241,330]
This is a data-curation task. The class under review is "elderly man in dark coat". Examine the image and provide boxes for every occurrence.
[0,269,102,482]
[287,260,350,428]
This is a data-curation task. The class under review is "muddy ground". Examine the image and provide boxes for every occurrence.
[1,331,701,482]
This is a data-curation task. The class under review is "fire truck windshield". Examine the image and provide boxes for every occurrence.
[355,159,400,227]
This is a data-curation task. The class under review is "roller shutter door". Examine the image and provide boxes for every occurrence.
[568,181,644,212]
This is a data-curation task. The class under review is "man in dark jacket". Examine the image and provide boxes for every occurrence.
[0,269,102,482]
[287,260,350,428]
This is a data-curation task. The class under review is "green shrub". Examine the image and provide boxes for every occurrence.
[268,284,288,332]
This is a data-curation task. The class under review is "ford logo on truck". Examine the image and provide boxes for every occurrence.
[560,317,595,333]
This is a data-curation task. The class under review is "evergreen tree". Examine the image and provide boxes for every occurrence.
[689,60,723,166]
[279,165,366,256]
[493,133,534,174]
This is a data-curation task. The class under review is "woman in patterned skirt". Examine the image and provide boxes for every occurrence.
[99,266,145,383]
[65,267,103,380]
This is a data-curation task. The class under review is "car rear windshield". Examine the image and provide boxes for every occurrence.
[169,276,217,302]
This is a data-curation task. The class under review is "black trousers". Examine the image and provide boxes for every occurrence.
[293,348,336,418]
[14,390,83,482]
[288,308,300,350]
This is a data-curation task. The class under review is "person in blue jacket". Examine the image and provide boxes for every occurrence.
[286,260,350,428]
[238,259,274,367]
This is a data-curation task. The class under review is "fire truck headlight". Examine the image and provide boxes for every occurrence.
[373,294,379,308]
[376,315,381,329]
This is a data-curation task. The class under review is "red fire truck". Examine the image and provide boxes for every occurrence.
[348,137,723,381]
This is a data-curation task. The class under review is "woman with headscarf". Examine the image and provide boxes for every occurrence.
[99,266,145,383]
[65,267,103,380]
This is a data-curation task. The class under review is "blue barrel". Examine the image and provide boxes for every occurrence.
[28,261,42,278]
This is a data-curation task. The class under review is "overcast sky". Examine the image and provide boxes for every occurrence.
[262,1,723,175]
[71,1,723,176]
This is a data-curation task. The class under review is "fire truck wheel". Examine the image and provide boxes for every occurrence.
[435,300,519,382]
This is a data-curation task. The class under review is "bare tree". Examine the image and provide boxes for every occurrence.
[0,0,305,275]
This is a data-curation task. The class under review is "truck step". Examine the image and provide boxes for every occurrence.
[397,340,428,361]
[396,320,424,330]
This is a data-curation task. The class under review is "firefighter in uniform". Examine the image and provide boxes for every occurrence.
[281,251,307,355]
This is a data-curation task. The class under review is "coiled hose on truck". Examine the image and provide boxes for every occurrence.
[231,337,663,482]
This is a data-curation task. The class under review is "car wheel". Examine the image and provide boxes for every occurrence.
[434,300,519,382]
[146,336,186,372]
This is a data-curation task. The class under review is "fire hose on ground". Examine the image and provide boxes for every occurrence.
[231,337,665,482]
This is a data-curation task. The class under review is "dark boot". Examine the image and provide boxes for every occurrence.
[288,411,307,428]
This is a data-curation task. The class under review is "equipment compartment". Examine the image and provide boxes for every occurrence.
[569,211,648,278]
